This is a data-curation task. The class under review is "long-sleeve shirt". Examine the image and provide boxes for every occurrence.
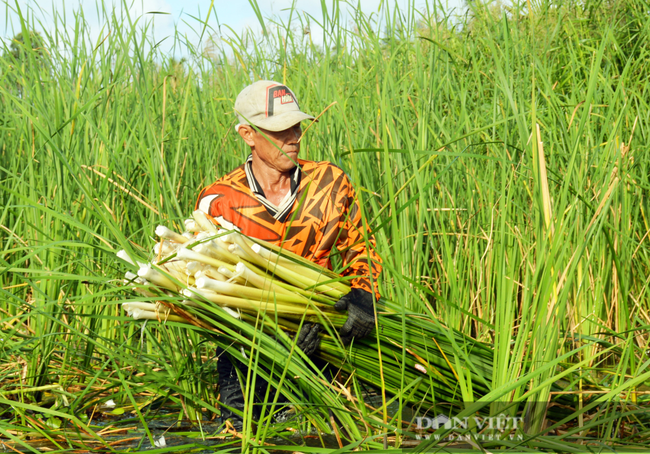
[195,157,381,296]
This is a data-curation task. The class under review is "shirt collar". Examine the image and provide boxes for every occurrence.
[244,154,302,221]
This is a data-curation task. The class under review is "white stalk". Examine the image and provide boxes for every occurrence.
[117,250,135,265]
[185,261,205,276]
[159,263,189,282]
[183,287,241,318]
[231,236,320,299]
[222,306,242,319]
[235,262,300,298]
[251,243,294,268]
[129,308,155,320]
[260,255,344,298]
[196,276,307,304]
[218,266,246,284]
[155,225,189,244]
[182,288,225,309]
[176,248,231,271]
[192,210,219,234]
[123,302,158,315]
[201,268,228,282]
[251,243,349,295]
[194,231,214,242]
[162,259,188,275]
[160,264,194,286]
[230,234,263,265]
[138,265,178,291]
[219,232,236,244]
[123,273,157,297]
[195,240,240,264]
[181,288,200,299]
[232,239,340,297]
[124,271,142,283]
[211,239,242,263]
[228,243,250,260]
[180,299,200,308]
[194,242,221,259]
[153,240,176,257]
[190,287,313,316]
[125,308,185,323]
[118,250,147,268]
[218,267,235,279]
[184,219,200,232]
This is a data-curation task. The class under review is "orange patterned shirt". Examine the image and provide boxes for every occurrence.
[196,158,381,296]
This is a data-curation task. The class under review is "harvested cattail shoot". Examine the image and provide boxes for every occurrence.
[118,210,493,404]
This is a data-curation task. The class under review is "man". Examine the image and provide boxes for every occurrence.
[196,80,381,429]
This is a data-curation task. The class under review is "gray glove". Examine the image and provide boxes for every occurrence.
[295,322,320,356]
[334,288,375,345]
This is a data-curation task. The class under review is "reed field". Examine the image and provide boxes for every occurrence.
[1,0,650,452]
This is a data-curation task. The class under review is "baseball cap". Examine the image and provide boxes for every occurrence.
[234,80,315,132]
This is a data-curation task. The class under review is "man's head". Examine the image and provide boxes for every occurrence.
[238,123,302,174]
[235,81,313,174]
[234,80,314,132]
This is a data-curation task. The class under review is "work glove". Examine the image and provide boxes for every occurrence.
[334,288,375,345]
[295,322,320,356]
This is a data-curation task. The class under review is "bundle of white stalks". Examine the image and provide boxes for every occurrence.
[119,210,350,328]
[116,212,499,406]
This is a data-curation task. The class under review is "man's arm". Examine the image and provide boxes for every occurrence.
[333,173,382,345]
[338,180,382,298]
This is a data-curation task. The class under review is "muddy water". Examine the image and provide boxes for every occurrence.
[2,408,354,453]
[2,394,416,452]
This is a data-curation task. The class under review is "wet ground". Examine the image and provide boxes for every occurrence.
[0,402,361,453]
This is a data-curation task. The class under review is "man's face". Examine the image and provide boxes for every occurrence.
[240,123,302,174]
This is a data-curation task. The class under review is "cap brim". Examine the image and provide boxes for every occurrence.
[253,111,316,132]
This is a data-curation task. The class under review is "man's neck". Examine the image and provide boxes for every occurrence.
[250,158,294,206]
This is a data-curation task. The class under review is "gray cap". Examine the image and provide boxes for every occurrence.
[234,80,315,132]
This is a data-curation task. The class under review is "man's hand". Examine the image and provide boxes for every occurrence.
[334,288,376,345]
[295,322,320,356]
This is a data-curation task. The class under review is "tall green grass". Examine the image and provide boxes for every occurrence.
[1,0,649,451]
